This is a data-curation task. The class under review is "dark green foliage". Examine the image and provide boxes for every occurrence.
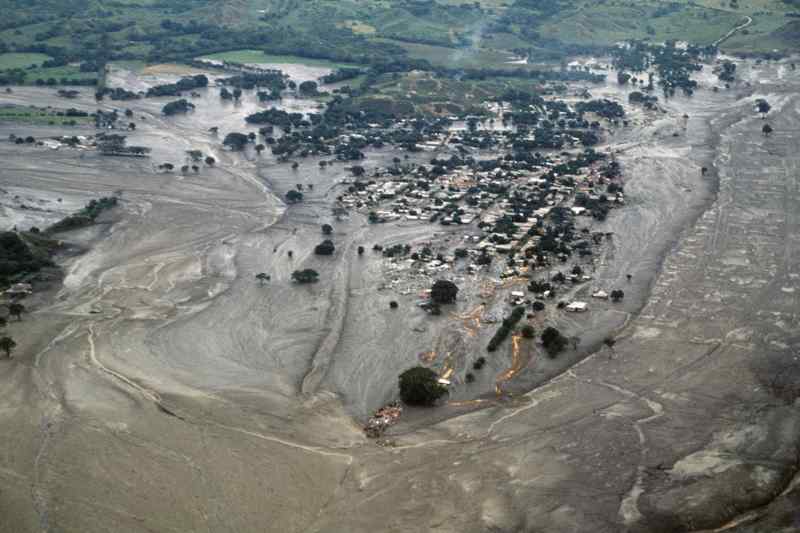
[0,336,16,358]
[0,232,54,283]
[291,269,319,283]
[223,132,250,151]
[146,75,208,97]
[314,240,335,255]
[398,366,447,406]
[161,99,195,116]
[285,190,304,203]
[430,279,458,304]
[45,197,118,234]
[487,306,525,352]
[541,326,568,357]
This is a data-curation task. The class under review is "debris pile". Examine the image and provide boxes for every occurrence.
[364,402,403,438]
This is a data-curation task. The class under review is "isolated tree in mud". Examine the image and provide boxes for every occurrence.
[255,144,265,155]
[314,240,335,255]
[223,132,249,151]
[205,156,215,166]
[611,289,625,302]
[762,124,773,137]
[541,326,568,357]
[255,273,270,285]
[430,280,458,305]
[0,336,15,358]
[398,366,447,406]
[285,190,303,204]
[291,269,318,284]
[321,224,333,235]
[8,303,25,321]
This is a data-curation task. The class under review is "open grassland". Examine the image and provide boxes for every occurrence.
[199,50,357,69]
[0,53,51,70]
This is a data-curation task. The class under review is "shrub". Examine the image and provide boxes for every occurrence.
[541,326,568,357]
[291,269,319,284]
[430,279,459,305]
[314,240,335,255]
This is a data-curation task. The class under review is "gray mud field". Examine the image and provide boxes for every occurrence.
[0,58,799,532]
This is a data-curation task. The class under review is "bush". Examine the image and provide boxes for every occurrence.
[487,307,525,351]
[314,240,335,255]
[291,269,319,283]
[398,366,447,406]
[430,279,459,305]
[541,326,568,357]
[285,190,304,204]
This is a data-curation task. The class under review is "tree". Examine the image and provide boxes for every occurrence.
[256,273,270,285]
[223,132,249,151]
[314,240,335,255]
[0,336,15,358]
[389,301,399,309]
[298,80,319,96]
[8,303,25,321]
[357,246,365,255]
[205,156,215,166]
[255,144,265,155]
[398,366,447,406]
[162,99,195,116]
[541,327,567,357]
[0,317,6,328]
[430,280,459,305]
[762,124,773,137]
[291,269,318,284]
[610,289,625,302]
[350,165,365,177]
[285,190,303,204]
[321,224,333,235]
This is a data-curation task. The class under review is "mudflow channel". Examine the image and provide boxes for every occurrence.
[0,59,799,532]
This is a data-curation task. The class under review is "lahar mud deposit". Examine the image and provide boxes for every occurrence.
[0,55,799,533]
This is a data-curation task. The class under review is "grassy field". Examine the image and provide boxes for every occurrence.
[22,65,97,84]
[0,53,51,70]
[374,39,516,69]
[199,50,358,69]
[0,105,93,126]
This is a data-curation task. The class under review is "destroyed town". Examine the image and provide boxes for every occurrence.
[0,0,799,532]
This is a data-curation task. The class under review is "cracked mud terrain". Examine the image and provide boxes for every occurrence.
[1,59,799,532]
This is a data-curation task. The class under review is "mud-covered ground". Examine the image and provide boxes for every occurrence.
[0,57,798,532]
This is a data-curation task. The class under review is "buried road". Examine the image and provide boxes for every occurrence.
[0,59,799,532]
